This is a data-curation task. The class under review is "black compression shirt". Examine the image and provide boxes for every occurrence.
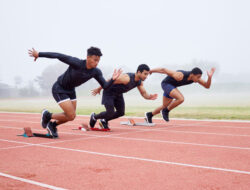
[162,70,193,87]
[39,52,114,90]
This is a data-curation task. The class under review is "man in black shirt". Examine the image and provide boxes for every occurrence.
[28,47,122,137]
[145,67,215,123]
[90,64,158,130]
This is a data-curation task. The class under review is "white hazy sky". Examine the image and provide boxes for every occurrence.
[0,0,250,85]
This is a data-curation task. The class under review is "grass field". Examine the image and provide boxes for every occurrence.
[0,97,249,120]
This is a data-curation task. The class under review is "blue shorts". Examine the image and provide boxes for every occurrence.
[161,83,176,99]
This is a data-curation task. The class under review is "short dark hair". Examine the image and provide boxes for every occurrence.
[191,67,202,75]
[87,47,102,57]
[137,64,150,73]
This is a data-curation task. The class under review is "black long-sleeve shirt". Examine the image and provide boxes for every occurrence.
[39,52,114,91]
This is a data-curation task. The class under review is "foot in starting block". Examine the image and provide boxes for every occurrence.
[78,123,111,132]
[120,118,155,127]
[18,127,54,138]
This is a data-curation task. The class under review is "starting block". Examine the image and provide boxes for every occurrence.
[18,127,54,138]
[78,122,110,132]
[120,118,155,127]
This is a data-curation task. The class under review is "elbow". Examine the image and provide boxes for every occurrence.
[161,68,166,73]
[145,95,150,100]
[102,82,113,90]
[141,93,147,99]
[101,80,113,90]
[102,85,109,90]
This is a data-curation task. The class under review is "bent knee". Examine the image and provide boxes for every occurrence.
[118,111,125,117]
[66,113,76,121]
[178,97,184,103]
[163,103,169,108]
[108,110,116,117]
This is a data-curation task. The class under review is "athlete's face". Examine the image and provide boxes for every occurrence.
[138,70,149,81]
[192,74,202,82]
[87,55,100,68]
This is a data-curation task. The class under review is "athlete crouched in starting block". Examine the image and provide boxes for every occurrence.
[28,47,122,137]
[90,64,158,130]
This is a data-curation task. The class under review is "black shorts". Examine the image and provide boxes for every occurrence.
[102,92,125,109]
[52,82,77,104]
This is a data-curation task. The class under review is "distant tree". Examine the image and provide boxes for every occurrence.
[14,76,23,88]
[19,80,39,97]
[35,63,67,95]
[0,82,11,97]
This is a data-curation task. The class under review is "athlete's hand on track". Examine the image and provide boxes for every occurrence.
[91,88,102,96]
[112,69,123,80]
[207,68,216,78]
[148,94,158,100]
[28,48,39,61]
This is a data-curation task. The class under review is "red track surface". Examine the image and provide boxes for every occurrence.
[0,112,250,189]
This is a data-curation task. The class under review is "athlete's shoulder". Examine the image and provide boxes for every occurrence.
[126,72,135,77]
[176,70,185,73]
[124,73,133,79]
[77,59,86,68]
[92,67,102,75]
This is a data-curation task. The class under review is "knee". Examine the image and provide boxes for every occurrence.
[66,112,76,121]
[118,110,125,117]
[105,109,115,118]
[163,103,168,108]
[178,97,184,103]
[105,105,116,117]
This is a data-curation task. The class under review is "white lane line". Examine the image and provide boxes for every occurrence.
[0,126,152,150]
[0,144,34,150]
[1,125,250,151]
[0,172,67,190]
[0,138,249,175]
[42,145,250,175]
[1,119,250,137]
[1,111,250,123]
[107,136,250,150]
[152,122,250,129]
[164,129,250,137]
[1,116,250,130]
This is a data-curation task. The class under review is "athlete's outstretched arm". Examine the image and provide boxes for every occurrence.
[94,69,123,90]
[150,68,183,81]
[137,82,158,100]
[198,68,216,89]
[28,48,82,68]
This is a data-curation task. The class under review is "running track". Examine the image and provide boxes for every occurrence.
[0,112,250,189]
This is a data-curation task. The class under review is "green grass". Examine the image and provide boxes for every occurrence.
[0,97,250,120]
[118,106,250,120]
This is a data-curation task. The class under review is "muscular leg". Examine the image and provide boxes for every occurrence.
[51,100,77,125]
[152,96,173,116]
[94,104,116,121]
[106,97,125,122]
[167,88,184,111]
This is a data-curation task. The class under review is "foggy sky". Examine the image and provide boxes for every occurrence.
[0,0,250,86]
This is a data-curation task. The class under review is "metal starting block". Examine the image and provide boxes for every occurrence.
[18,127,54,138]
[120,118,155,127]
